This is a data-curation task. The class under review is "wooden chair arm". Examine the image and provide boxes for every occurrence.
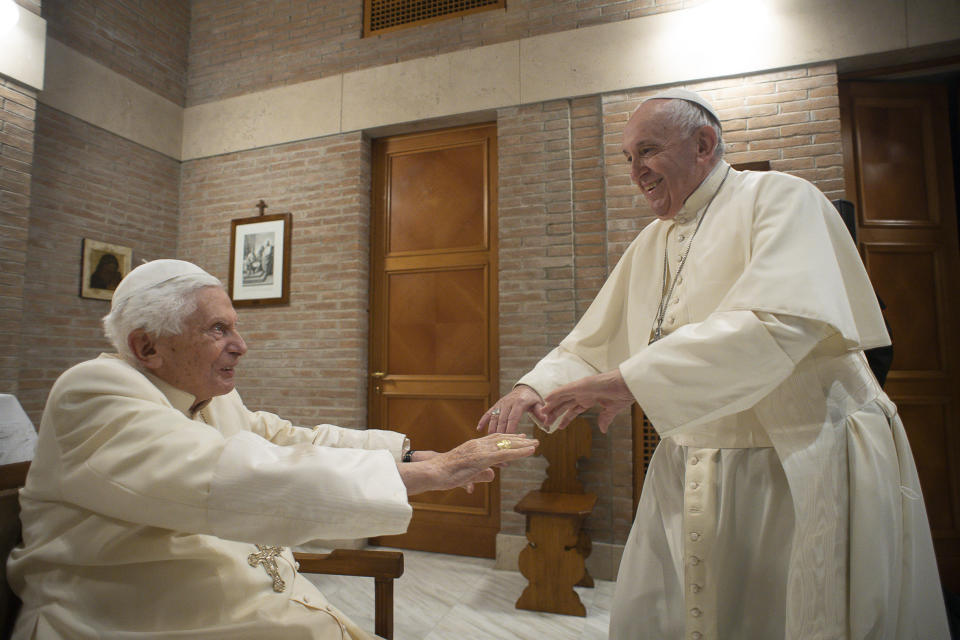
[0,461,29,492]
[293,549,403,579]
[295,549,403,639]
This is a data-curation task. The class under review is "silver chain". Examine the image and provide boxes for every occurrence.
[649,167,730,344]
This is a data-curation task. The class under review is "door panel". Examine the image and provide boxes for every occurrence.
[387,268,487,375]
[389,145,487,253]
[854,99,937,224]
[369,124,499,558]
[384,396,490,512]
[899,400,955,532]
[863,245,943,371]
[841,80,960,590]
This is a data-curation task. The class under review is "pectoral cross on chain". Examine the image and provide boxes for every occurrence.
[248,544,286,592]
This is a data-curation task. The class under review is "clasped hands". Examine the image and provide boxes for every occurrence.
[477,369,634,435]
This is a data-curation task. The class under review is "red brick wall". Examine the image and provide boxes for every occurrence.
[0,78,36,396]
[187,0,690,106]
[42,0,191,105]
[17,105,180,423]
[178,133,373,429]
[497,64,844,544]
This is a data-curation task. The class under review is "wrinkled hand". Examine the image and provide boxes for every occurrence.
[399,433,538,496]
[409,450,482,493]
[540,369,634,434]
[477,385,547,434]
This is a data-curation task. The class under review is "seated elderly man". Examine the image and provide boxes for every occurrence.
[7,259,536,640]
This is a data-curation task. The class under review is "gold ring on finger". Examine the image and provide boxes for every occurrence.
[496,439,511,450]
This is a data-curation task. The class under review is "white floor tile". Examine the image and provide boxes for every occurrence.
[306,547,613,639]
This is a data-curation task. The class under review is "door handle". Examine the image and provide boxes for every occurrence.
[371,371,385,394]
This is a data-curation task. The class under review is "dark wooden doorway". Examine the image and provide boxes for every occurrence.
[840,78,960,590]
[368,123,500,558]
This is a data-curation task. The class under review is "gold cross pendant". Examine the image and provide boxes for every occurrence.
[247,544,287,592]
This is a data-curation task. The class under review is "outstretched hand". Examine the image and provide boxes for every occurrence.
[399,433,539,496]
[540,369,634,433]
[477,385,547,434]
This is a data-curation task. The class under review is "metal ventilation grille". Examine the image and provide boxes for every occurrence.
[364,0,505,36]
[632,406,660,517]
[639,413,660,474]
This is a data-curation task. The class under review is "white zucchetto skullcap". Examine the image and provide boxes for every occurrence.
[645,88,721,129]
[110,259,215,310]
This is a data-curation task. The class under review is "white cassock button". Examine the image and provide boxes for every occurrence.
[295,561,300,570]
[679,234,686,242]
[691,632,703,640]
[676,275,684,284]
[690,556,701,566]
[671,297,680,305]
[690,481,700,490]
[690,532,700,541]
[691,584,702,594]
[691,607,702,617]
[690,456,699,465]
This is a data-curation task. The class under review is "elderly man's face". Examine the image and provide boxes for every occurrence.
[621,100,716,220]
[151,287,247,404]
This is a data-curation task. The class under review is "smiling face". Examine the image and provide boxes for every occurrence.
[621,99,719,220]
[145,287,247,405]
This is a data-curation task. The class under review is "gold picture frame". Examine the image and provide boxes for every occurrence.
[80,238,133,300]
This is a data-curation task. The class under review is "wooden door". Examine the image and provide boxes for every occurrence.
[840,80,960,590]
[368,124,499,558]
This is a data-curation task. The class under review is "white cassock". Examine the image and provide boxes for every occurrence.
[518,161,950,639]
[7,354,412,640]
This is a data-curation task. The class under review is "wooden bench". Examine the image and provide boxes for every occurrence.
[514,417,596,616]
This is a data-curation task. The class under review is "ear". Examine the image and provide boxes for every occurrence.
[695,125,718,160]
[128,329,163,371]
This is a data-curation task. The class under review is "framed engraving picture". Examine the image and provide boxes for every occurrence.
[80,238,133,300]
[228,212,292,306]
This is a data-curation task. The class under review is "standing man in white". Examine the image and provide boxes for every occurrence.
[481,89,948,639]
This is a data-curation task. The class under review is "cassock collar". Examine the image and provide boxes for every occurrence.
[672,160,730,226]
[142,372,212,418]
[99,353,211,418]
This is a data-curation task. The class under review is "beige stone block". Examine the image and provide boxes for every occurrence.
[0,6,45,91]
[341,41,520,133]
[181,75,341,161]
[41,39,181,159]
[520,0,906,105]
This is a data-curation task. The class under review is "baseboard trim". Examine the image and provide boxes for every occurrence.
[494,532,624,582]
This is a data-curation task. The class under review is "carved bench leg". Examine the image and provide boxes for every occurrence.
[515,513,587,616]
[574,528,594,588]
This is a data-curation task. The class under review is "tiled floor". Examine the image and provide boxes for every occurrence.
[305,547,614,640]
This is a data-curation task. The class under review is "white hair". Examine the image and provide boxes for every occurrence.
[661,99,725,158]
[102,273,223,363]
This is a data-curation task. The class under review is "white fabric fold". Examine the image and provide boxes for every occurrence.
[209,431,410,545]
